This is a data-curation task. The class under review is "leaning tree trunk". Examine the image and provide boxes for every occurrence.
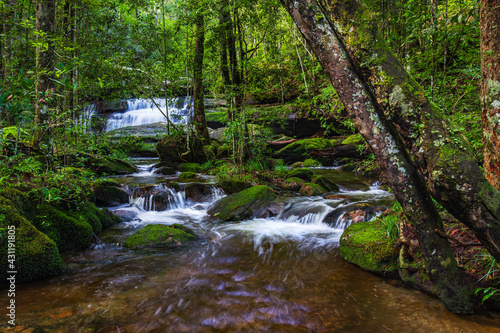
[481,0,500,190]
[192,13,210,145]
[33,0,56,147]
[278,0,500,313]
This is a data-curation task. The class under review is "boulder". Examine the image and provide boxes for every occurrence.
[290,159,322,169]
[156,135,207,165]
[275,138,333,163]
[299,183,327,196]
[339,219,399,277]
[94,181,129,207]
[311,175,339,192]
[155,166,176,175]
[0,200,65,284]
[285,168,314,181]
[112,210,139,222]
[185,183,214,202]
[178,172,198,179]
[283,177,305,191]
[207,185,276,221]
[179,163,202,172]
[123,224,196,249]
[218,180,251,194]
[80,153,138,175]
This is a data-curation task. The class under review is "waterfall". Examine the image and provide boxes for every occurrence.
[106,96,192,131]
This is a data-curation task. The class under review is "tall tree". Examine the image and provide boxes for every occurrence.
[280,0,500,313]
[192,12,210,144]
[481,0,500,189]
[33,0,57,147]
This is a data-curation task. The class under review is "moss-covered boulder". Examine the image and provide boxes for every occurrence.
[290,159,321,169]
[94,181,129,207]
[311,175,339,192]
[123,224,196,249]
[178,171,198,179]
[218,180,251,194]
[275,138,333,163]
[207,185,276,221]
[299,183,327,196]
[341,134,364,145]
[156,135,207,165]
[339,219,399,277]
[0,202,65,284]
[283,177,305,191]
[68,201,121,234]
[0,188,37,220]
[179,163,202,172]
[285,168,314,181]
[34,205,93,251]
[80,153,138,175]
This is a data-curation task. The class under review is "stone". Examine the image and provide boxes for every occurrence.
[311,175,339,192]
[285,168,314,181]
[274,138,333,163]
[185,183,214,202]
[283,177,305,191]
[123,224,196,249]
[299,183,327,196]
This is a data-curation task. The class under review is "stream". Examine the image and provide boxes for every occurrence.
[5,160,500,332]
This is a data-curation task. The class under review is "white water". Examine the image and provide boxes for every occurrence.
[106,97,192,131]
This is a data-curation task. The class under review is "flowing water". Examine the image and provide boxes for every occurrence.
[105,97,193,132]
[5,163,500,332]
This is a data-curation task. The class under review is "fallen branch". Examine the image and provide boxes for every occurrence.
[434,229,482,247]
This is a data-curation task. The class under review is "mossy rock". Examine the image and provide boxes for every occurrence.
[167,182,181,192]
[339,219,399,277]
[218,180,251,194]
[341,134,364,145]
[155,166,176,175]
[330,138,342,146]
[291,159,322,169]
[179,163,202,172]
[275,138,333,163]
[34,204,93,251]
[0,188,37,221]
[123,224,196,249]
[205,111,227,124]
[94,182,129,207]
[80,152,138,175]
[312,175,339,192]
[68,201,120,234]
[285,168,314,181]
[185,183,214,202]
[299,183,327,196]
[207,185,276,221]
[0,204,65,284]
[178,171,198,179]
[283,177,305,191]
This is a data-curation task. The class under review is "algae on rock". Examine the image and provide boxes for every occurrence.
[123,224,196,249]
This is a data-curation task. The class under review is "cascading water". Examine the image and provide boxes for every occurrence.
[105,96,193,131]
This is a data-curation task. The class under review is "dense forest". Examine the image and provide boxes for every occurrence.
[1,0,500,330]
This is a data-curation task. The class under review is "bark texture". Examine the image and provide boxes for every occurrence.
[481,0,500,189]
[192,13,210,145]
[278,0,498,313]
[34,0,56,146]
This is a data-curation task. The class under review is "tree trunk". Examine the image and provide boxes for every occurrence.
[279,0,485,313]
[192,13,210,145]
[481,0,500,190]
[34,0,56,147]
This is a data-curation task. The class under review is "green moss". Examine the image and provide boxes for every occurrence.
[178,171,198,179]
[283,177,305,191]
[275,138,333,162]
[285,168,314,181]
[207,185,276,221]
[339,219,399,277]
[68,201,120,234]
[179,163,202,172]
[123,224,196,249]
[0,204,65,284]
[299,183,327,196]
[205,111,227,124]
[311,175,339,192]
[0,188,37,221]
[34,204,93,251]
[218,180,251,194]
[341,134,364,145]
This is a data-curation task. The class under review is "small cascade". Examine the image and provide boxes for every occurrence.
[106,97,192,131]
[131,163,159,177]
[276,199,334,226]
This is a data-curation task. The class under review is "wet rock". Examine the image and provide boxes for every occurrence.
[339,219,399,277]
[218,180,251,194]
[123,224,197,249]
[81,153,138,175]
[207,185,276,221]
[156,135,207,165]
[178,171,198,179]
[94,181,129,207]
[285,168,313,181]
[179,163,202,172]
[185,183,213,202]
[290,159,322,169]
[112,210,138,222]
[299,183,327,196]
[283,177,305,191]
[311,175,339,192]
[274,138,333,163]
[155,166,176,175]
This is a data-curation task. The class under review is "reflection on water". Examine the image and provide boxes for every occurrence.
[4,169,500,332]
